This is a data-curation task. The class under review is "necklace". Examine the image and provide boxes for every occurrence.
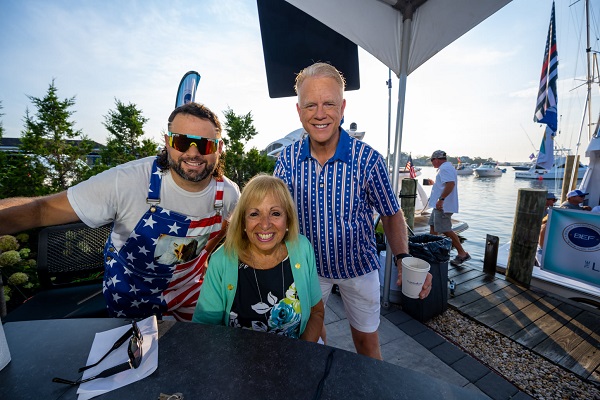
[252,259,286,324]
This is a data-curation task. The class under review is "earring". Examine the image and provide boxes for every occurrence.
[286,228,289,232]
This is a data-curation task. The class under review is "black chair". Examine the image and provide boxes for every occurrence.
[3,222,112,322]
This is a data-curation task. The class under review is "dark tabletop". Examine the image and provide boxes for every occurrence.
[1,319,485,400]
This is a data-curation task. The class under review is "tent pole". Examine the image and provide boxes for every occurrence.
[386,69,393,171]
[383,14,413,308]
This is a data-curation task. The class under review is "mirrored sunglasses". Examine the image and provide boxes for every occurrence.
[52,322,144,386]
[77,321,142,373]
[168,132,222,154]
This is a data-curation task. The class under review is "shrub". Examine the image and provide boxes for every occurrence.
[0,234,39,309]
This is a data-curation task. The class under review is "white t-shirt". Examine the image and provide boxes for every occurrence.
[430,160,459,213]
[67,157,240,250]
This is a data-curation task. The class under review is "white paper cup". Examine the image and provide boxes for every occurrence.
[0,319,11,371]
[401,257,430,299]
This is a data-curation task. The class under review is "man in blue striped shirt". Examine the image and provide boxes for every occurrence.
[275,62,432,359]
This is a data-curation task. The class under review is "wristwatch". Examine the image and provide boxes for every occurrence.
[438,197,445,201]
[394,253,411,264]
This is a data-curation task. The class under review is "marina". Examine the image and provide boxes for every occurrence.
[414,166,599,305]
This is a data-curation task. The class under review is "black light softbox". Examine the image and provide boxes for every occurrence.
[257,0,360,98]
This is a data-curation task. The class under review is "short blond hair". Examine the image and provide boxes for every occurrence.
[294,62,345,99]
[224,174,299,258]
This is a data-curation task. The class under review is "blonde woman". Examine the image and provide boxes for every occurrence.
[192,174,324,341]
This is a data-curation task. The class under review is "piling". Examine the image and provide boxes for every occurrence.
[563,155,580,201]
[400,178,417,230]
[506,189,546,286]
[483,235,499,274]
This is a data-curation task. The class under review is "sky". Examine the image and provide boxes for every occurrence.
[0,0,599,163]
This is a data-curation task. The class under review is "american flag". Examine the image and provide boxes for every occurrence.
[405,154,417,179]
[534,1,558,170]
[534,1,558,132]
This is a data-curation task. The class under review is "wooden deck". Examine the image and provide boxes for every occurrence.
[447,262,600,385]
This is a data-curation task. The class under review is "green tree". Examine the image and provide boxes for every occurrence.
[0,100,4,140]
[20,80,92,192]
[0,153,50,198]
[77,99,158,183]
[100,98,157,166]
[221,108,275,188]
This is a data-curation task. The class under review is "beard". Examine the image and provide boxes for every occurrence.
[168,154,217,183]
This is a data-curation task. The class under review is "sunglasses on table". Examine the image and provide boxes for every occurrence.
[52,321,143,386]
[168,131,222,154]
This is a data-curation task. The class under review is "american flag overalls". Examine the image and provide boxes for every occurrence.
[103,159,225,321]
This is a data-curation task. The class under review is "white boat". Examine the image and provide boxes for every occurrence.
[514,155,588,180]
[474,162,504,177]
[455,163,474,176]
[398,166,422,179]
[264,123,365,159]
[512,162,537,171]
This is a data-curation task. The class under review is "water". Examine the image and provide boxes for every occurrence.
[417,166,569,262]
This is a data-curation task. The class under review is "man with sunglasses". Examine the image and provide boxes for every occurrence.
[560,189,592,211]
[0,103,240,321]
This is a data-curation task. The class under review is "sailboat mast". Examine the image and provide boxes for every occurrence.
[586,0,593,141]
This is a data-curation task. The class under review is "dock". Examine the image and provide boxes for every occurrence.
[324,260,599,399]
[447,262,600,384]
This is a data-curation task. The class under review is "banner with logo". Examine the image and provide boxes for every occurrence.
[541,208,600,286]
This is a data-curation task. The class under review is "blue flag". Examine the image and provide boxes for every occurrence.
[534,2,558,170]
[175,71,201,108]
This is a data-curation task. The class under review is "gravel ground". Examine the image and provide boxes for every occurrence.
[426,308,600,400]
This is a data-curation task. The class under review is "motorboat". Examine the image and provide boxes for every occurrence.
[474,162,504,177]
[514,156,588,180]
[264,123,365,159]
[455,163,474,176]
[512,162,537,171]
[398,166,422,179]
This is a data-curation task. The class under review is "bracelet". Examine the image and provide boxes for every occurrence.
[394,253,411,264]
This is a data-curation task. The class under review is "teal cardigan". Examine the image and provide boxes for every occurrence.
[192,234,322,335]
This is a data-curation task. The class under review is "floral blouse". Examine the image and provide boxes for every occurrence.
[229,257,301,338]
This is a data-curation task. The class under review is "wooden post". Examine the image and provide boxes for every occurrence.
[506,189,546,286]
[560,155,578,202]
[400,178,417,231]
[483,235,499,274]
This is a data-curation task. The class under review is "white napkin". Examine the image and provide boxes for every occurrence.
[76,316,158,400]
[0,320,11,371]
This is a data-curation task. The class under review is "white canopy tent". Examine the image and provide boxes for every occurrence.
[284,0,513,305]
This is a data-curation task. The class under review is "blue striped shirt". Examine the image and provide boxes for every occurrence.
[274,129,400,279]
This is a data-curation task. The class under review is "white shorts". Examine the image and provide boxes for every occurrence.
[319,270,380,333]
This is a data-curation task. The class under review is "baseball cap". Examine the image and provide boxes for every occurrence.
[546,192,557,200]
[431,150,447,159]
[567,189,589,198]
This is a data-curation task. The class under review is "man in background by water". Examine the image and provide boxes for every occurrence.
[544,192,558,217]
[429,150,470,266]
[560,190,592,211]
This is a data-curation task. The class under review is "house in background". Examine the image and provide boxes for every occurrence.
[0,137,105,167]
